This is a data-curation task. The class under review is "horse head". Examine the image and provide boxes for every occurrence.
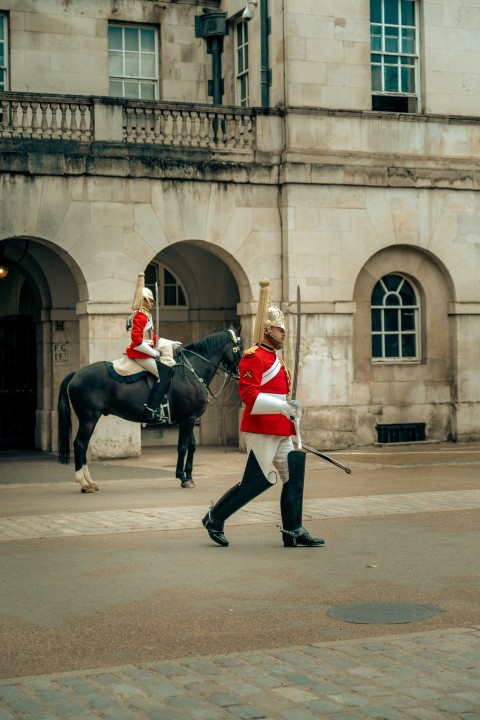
[222,326,243,378]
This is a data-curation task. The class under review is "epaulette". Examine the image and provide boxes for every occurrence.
[244,344,260,355]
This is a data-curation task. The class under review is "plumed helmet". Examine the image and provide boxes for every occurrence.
[131,272,155,311]
[265,305,285,330]
[142,287,154,303]
[252,279,286,344]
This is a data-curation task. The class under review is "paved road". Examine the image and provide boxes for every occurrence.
[1,442,479,719]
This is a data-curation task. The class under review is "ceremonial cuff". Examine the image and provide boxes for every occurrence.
[251,393,287,415]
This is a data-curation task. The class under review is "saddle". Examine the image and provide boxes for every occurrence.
[107,358,172,425]
[111,355,150,381]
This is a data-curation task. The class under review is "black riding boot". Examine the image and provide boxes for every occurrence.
[280,450,325,547]
[202,451,276,547]
[144,363,175,422]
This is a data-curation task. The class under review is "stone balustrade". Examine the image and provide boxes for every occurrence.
[0,92,257,152]
[123,103,255,150]
[0,93,93,141]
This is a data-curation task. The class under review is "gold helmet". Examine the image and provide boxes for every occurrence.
[265,305,285,331]
[252,279,286,344]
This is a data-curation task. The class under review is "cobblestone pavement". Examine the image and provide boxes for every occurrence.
[1,489,480,542]
[1,629,480,720]
[1,444,479,719]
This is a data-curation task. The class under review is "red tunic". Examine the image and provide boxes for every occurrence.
[126,308,159,359]
[239,343,294,436]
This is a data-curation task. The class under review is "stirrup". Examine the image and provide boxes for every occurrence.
[144,402,169,424]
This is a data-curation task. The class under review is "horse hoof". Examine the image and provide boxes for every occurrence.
[181,480,195,488]
[81,487,95,493]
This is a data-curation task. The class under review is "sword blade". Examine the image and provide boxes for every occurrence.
[303,443,352,474]
[291,285,302,448]
[291,284,301,401]
[155,280,160,338]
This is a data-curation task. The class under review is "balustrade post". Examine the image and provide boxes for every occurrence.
[79,104,89,142]
[40,103,49,138]
[60,104,69,139]
[171,110,179,146]
[198,112,208,147]
[21,102,30,136]
[144,108,153,144]
[1,99,10,137]
[30,102,39,137]
[181,110,189,146]
[51,103,60,139]
[70,104,79,140]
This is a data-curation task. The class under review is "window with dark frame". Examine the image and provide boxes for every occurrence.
[145,263,187,308]
[370,0,418,113]
[371,274,419,360]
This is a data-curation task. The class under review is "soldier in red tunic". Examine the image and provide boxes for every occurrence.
[126,278,180,422]
[202,280,325,548]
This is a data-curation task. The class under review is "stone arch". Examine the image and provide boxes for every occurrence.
[352,245,456,446]
[135,240,250,450]
[0,236,84,451]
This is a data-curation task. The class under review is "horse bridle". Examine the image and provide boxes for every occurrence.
[225,328,242,377]
[176,330,243,398]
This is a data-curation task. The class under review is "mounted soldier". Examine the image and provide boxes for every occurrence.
[126,272,181,422]
[202,278,325,548]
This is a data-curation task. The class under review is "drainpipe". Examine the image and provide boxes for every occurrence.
[210,36,223,105]
[195,9,228,105]
[260,0,271,108]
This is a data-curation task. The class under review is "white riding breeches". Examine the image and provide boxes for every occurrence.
[134,357,159,378]
[242,432,295,484]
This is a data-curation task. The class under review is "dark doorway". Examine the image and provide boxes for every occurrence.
[0,317,37,449]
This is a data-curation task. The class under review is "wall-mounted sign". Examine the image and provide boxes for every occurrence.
[54,342,68,362]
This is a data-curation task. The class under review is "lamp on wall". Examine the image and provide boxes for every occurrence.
[0,239,30,280]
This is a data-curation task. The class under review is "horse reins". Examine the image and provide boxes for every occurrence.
[175,331,242,399]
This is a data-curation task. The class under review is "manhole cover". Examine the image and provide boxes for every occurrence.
[327,602,445,625]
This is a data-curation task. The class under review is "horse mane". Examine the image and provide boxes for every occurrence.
[184,330,228,357]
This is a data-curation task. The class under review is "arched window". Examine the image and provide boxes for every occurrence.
[145,263,187,308]
[371,274,419,360]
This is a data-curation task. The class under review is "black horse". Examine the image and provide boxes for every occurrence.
[57,328,243,492]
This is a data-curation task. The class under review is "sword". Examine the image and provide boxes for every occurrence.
[303,443,352,474]
[155,280,160,339]
[291,285,302,448]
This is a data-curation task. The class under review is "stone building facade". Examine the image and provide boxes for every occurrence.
[0,0,479,457]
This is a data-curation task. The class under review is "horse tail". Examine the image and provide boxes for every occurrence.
[57,371,76,465]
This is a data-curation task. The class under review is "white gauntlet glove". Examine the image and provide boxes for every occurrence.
[251,393,304,419]
[171,341,182,352]
[135,341,159,359]
[280,399,304,420]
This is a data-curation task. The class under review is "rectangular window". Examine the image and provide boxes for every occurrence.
[108,23,158,100]
[370,0,419,112]
[235,20,249,107]
[0,13,8,92]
